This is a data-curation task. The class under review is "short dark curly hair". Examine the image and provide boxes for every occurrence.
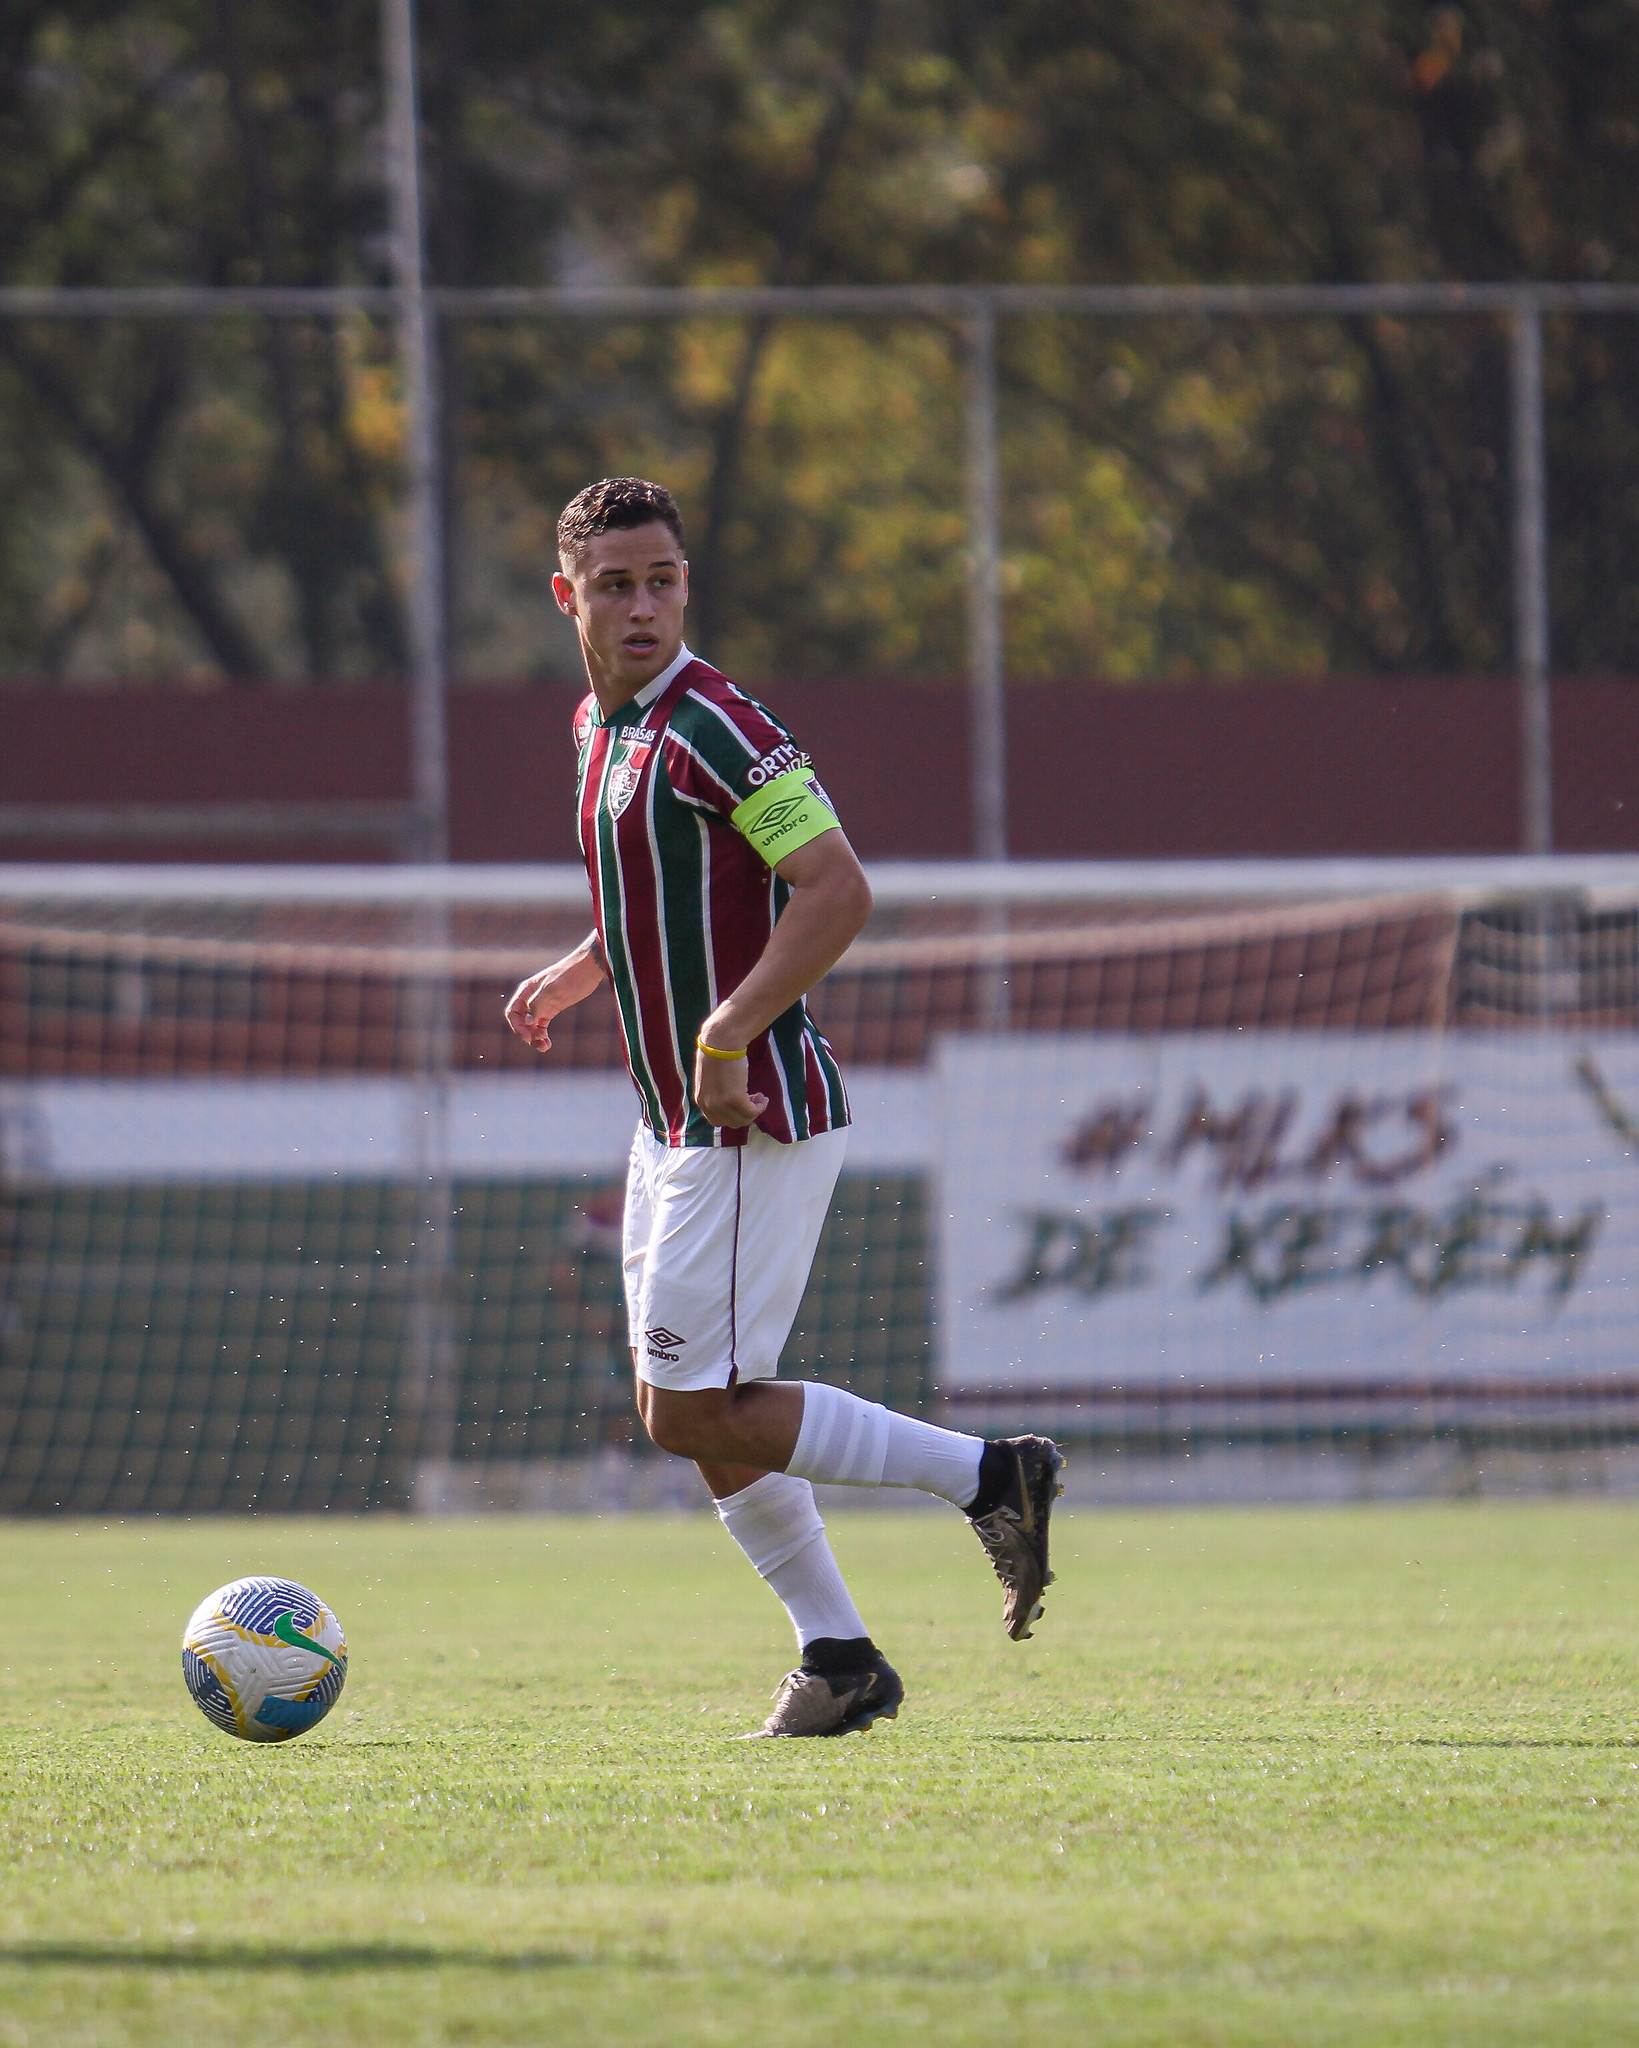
[557,477,685,567]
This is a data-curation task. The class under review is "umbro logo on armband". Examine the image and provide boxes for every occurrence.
[645,1326,687,1362]
[753,795,809,837]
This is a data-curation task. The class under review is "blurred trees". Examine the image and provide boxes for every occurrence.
[0,0,1636,685]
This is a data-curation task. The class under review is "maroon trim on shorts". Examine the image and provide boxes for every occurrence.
[726,1147,743,1383]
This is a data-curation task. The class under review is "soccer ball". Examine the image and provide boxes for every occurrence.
[181,1576,348,1743]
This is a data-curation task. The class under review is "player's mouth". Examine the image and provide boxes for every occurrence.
[623,633,659,657]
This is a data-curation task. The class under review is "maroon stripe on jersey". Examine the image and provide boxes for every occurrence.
[579,728,608,923]
[579,715,685,1139]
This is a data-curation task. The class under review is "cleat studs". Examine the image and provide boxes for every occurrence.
[1044,1571,1056,1586]
[1031,1602,1045,1620]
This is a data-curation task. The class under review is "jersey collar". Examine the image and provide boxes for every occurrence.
[625,643,695,718]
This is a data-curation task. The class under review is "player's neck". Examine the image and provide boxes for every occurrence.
[583,635,687,718]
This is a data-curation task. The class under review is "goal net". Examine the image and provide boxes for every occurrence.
[3,857,1637,1513]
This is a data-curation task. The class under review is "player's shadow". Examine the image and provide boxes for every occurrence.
[1403,1736,1639,1750]
[0,1944,591,1974]
[989,1733,1639,1749]
[986,1733,1106,1742]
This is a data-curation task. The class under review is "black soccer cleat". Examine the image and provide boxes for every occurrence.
[735,1652,904,1739]
[968,1435,1066,1640]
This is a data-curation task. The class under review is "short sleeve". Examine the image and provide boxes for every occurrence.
[664,685,836,824]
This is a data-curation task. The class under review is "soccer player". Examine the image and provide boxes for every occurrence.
[505,476,1063,1738]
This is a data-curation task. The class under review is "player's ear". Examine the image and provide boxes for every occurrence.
[551,570,578,617]
[679,558,689,605]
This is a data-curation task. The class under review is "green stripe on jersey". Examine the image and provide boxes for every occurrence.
[668,691,772,790]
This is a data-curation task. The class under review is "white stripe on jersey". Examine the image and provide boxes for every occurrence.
[662,719,744,808]
[695,810,719,1015]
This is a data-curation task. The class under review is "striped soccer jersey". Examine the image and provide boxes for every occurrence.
[574,647,852,1148]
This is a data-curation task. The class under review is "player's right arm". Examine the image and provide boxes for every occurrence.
[503,931,605,1054]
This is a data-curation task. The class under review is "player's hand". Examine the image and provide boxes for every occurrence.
[693,1046,769,1129]
[504,967,565,1053]
[503,937,608,1055]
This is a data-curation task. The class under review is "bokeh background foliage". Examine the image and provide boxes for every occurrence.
[1,0,1637,687]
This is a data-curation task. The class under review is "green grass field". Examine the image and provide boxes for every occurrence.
[2,1503,1638,2046]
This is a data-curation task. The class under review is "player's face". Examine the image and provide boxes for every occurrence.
[552,524,689,704]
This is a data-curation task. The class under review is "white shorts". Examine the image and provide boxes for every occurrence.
[623,1122,848,1392]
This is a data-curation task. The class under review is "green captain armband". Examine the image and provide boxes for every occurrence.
[730,768,840,863]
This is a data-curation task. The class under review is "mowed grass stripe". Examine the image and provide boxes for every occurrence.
[1,1505,1636,2045]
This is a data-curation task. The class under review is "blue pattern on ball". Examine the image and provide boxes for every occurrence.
[182,1647,239,1735]
[310,1656,348,1706]
[220,1576,321,1636]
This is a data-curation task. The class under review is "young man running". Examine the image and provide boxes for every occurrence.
[504,476,1063,1739]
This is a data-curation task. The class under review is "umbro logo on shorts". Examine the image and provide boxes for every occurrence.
[645,1325,687,1361]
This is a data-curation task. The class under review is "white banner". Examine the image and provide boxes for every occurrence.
[936,1033,1639,1390]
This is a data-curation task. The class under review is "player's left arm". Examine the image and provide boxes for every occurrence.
[503,931,606,1054]
[694,829,871,1128]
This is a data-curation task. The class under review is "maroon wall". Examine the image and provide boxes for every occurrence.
[4,675,1636,861]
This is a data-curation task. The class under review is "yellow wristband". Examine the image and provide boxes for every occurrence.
[696,1035,747,1060]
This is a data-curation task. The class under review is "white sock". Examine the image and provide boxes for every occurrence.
[715,1471,867,1649]
[880,1409,985,1509]
[786,1381,985,1508]
[785,1380,891,1486]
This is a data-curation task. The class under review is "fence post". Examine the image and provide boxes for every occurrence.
[382,0,449,866]
[964,293,1007,862]
[1509,290,1552,856]
[382,0,457,1506]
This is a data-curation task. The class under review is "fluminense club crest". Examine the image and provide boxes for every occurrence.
[606,730,655,819]
[607,759,643,817]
